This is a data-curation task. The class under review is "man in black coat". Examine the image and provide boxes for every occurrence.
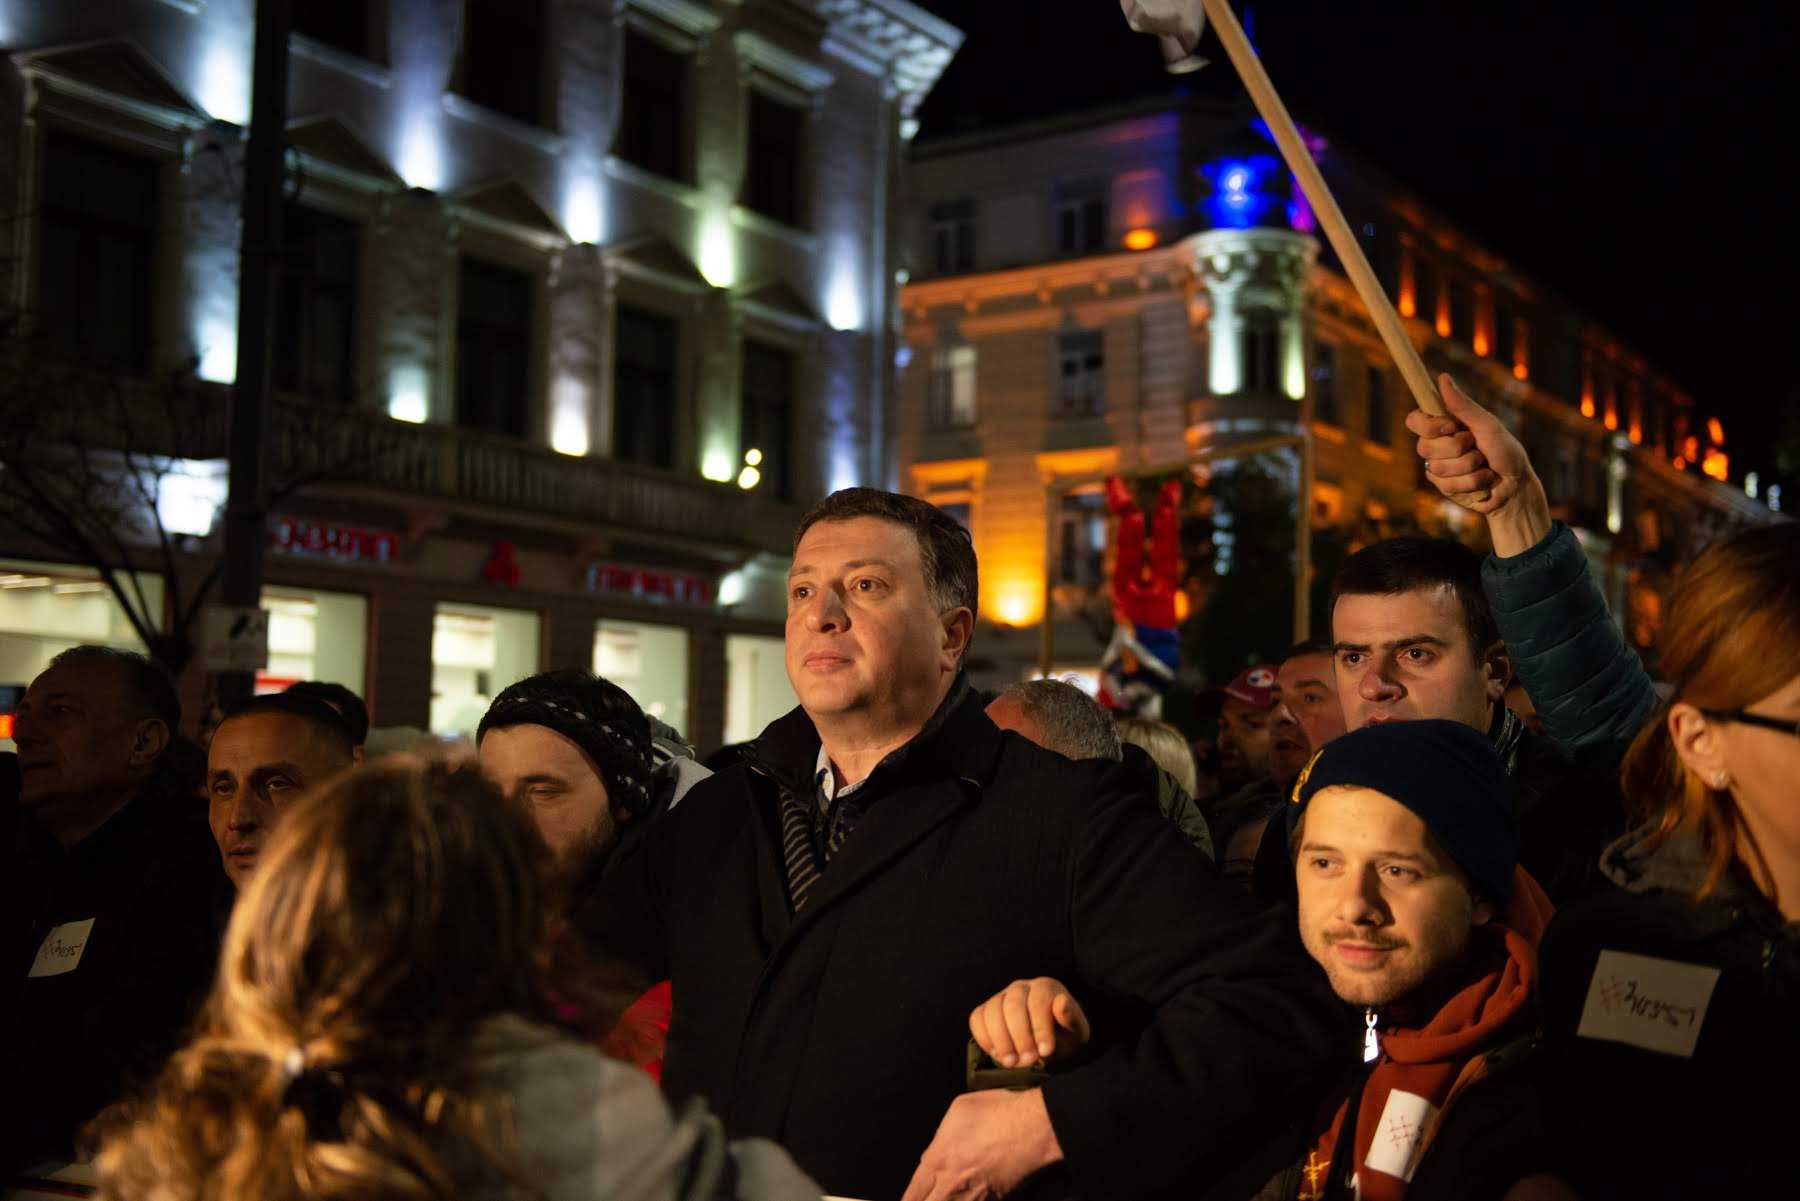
[2,646,224,1172]
[581,488,1345,1201]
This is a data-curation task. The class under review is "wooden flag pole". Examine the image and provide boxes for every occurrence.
[1197,0,1445,418]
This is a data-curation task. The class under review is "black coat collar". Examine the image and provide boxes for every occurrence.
[744,673,1001,798]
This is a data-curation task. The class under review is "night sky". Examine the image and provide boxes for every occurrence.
[910,1,1798,486]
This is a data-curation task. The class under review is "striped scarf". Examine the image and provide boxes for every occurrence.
[778,777,865,913]
[775,677,972,912]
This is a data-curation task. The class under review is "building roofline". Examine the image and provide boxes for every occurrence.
[912,87,1696,405]
[911,87,1230,159]
[858,0,965,53]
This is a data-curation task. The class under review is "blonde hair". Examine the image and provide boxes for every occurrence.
[1114,716,1199,798]
[95,759,630,1201]
[1620,523,1800,904]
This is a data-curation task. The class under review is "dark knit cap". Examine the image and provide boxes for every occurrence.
[477,669,654,817]
[1286,719,1517,903]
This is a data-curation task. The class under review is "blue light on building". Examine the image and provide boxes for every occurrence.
[1200,154,1282,229]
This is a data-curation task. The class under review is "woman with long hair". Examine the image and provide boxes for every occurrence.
[93,758,816,1201]
[1532,521,1798,1198]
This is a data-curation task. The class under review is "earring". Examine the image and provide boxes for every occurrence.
[1712,771,1730,790]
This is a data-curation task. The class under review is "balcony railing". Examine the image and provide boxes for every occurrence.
[30,371,803,558]
[264,402,803,557]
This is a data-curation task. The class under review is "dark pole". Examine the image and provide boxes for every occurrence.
[216,0,292,710]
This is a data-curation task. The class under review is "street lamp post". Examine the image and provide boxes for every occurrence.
[216,0,292,710]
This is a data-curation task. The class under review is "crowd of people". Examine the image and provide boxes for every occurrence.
[2,374,1793,1201]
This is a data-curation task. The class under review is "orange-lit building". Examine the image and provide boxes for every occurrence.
[895,96,1774,687]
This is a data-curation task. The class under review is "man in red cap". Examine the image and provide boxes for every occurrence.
[1215,664,1279,795]
[1206,663,1310,866]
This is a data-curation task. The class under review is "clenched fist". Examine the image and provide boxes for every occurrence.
[969,977,1090,1069]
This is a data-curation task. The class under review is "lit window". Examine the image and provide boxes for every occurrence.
[617,29,691,182]
[1311,343,1339,425]
[929,344,977,430]
[930,199,975,275]
[1366,365,1391,445]
[294,0,385,63]
[615,305,679,469]
[455,258,535,438]
[275,205,360,404]
[430,603,541,736]
[1056,330,1105,418]
[1054,180,1107,256]
[1056,491,1108,587]
[743,90,806,227]
[457,0,546,126]
[741,340,795,499]
[595,620,689,737]
[38,134,158,372]
[1240,315,1281,395]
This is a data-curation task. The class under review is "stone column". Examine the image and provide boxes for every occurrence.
[1188,227,1317,401]
[693,289,743,481]
[368,189,453,421]
[173,121,245,378]
[546,242,604,455]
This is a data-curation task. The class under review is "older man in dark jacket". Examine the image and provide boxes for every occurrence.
[2,647,223,1173]
[582,488,1345,1201]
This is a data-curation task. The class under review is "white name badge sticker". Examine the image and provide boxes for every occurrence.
[1362,1088,1437,1183]
[28,918,97,978]
[1575,948,1720,1059]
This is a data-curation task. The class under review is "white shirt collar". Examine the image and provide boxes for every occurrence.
[814,743,868,806]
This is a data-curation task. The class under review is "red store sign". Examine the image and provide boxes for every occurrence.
[587,561,711,606]
[271,518,400,563]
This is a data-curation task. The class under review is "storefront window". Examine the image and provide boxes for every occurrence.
[0,560,163,750]
[594,620,689,739]
[431,603,541,737]
[256,587,368,697]
[723,634,794,746]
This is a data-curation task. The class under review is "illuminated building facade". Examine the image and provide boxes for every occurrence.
[897,96,1774,687]
[0,0,961,747]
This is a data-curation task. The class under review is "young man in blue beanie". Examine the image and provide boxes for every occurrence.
[970,720,1571,1201]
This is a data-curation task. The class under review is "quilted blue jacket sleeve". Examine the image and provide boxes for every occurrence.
[1482,521,1657,748]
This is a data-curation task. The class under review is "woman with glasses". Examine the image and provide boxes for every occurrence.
[1530,521,1798,1198]
[91,757,816,1201]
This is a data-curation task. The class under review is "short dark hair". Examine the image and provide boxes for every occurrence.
[1283,638,1333,662]
[1330,537,1499,657]
[46,645,179,735]
[794,488,978,618]
[219,693,358,763]
[285,680,370,745]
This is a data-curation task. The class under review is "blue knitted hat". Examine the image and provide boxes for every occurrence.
[1287,719,1517,903]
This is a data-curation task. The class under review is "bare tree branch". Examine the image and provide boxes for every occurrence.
[1,328,392,679]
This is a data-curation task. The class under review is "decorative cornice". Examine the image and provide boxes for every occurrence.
[442,92,569,156]
[603,154,707,211]
[735,30,835,93]
[288,33,392,89]
[12,38,211,134]
[814,0,963,115]
[1188,227,1317,308]
[902,245,1186,313]
[730,203,820,254]
[622,0,723,39]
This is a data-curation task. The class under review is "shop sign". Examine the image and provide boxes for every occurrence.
[586,561,712,606]
[271,517,399,563]
[200,605,270,672]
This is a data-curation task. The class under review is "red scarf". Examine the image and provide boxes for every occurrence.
[1300,867,1552,1201]
[601,979,673,1081]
